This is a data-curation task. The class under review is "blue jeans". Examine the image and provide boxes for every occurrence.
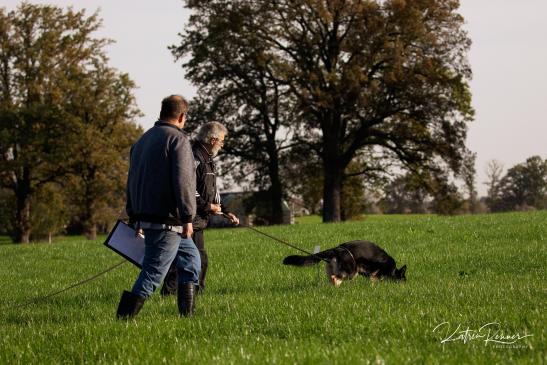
[131,229,201,298]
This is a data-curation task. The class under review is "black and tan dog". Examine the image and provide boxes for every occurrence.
[283,240,407,286]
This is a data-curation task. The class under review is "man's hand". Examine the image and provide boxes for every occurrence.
[135,228,144,239]
[225,212,240,226]
[182,222,193,238]
[207,203,222,214]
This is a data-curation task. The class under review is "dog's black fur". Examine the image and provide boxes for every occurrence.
[283,240,406,286]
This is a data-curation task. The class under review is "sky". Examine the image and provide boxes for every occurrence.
[3,0,547,196]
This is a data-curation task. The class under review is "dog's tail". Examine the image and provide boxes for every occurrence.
[283,254,322,266]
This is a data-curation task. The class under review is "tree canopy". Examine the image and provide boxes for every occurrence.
[178,0,474,222]
[0,3,141,242]
[174,0,298,224]
[494,156,547,211]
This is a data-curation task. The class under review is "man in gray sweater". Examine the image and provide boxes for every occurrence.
[116,95,200,318]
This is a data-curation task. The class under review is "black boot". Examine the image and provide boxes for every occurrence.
[177,283,195,317]
[116,290,145,319]
[160,263,178,297]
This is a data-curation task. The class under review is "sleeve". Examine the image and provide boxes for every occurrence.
[125,145,135,225]
[220,199,231,215]
[171,134,197,223]
[194,154,208,213]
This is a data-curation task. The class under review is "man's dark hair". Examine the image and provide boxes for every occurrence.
[159,95,189,121]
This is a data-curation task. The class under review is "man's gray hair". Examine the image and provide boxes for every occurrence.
[196,121,228,143]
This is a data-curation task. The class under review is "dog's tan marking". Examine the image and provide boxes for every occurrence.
[370,269,380,283]
[330,275,343,287]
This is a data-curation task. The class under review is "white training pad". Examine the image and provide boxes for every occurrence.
[104,220,145,268]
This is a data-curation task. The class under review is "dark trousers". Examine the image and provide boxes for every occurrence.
[161,229,207,295]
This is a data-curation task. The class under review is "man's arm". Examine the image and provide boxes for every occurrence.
[194,154,210,214]
[171,134,197,232]
[182,222,193,238]
[126,146,135,225]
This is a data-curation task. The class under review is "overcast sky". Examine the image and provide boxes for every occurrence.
[3,0,546,195]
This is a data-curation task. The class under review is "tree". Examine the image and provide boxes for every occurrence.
[340,173,368,220]
[64,64,141,240]
[30,182,69,243]
[175,1,296,224]
[381,173,430,214]
[484,159,504,211]
[460,151,478,213]
[0,188,15,234]
[429,170,463,215]
[0,4,139,242]
[178,0,474,222]
[497,156,547,211]
[281,143,324,215]
[268,0,473,221]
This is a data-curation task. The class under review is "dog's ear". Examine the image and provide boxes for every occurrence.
[398,265,407,279]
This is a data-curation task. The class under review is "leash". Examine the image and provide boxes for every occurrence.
[6,216,327,309]
[2,259,127,310]
[339,245,357,271]
[223,214,329,263]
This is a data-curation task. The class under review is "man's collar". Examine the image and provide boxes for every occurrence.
[198,142,213,156]
[155,120,183,131]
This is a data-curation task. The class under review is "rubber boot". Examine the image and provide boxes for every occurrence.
[160,263,178,297]
[177,283,195,317]
[197,266,206,295]
[116,290,145,319]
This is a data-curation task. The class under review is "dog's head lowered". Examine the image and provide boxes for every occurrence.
[392,265,407,281]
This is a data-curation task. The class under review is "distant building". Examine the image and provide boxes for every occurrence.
[286,196,310,217]
[209,191,293,227]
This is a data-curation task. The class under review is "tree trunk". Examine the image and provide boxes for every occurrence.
[82,178,97,240]
[322,161,343,222]
[14,197,31,243]
[84,223,97,240]
[269,171,284,225]
[267,153,284,225]
[82,206,97,240]
[321,116,344,222]
[13,173,32,243]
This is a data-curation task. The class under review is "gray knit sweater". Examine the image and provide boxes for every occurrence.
[126,121,196,225]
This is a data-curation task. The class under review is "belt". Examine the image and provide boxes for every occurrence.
[137,221,184,234]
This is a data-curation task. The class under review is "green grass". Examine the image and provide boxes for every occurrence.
[0,212,545,364]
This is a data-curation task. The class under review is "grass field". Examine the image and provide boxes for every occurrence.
[0,212,545,364]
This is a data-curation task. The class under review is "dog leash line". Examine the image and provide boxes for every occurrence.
[7,221,325,310]
[2,259,127,310]
[339,245,357,272]
[243,224,329,263]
